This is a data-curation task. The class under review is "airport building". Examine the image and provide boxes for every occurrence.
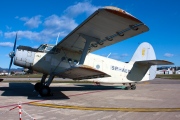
[157,66,180,74]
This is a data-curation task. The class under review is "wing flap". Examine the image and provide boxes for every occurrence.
[58,65,110,80]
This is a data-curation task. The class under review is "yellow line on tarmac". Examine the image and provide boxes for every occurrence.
[29,103,180,112]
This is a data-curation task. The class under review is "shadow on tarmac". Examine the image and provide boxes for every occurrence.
[0,83,124,100]
[0,79,3,82]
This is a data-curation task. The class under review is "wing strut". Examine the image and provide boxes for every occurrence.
[79,34,99,64]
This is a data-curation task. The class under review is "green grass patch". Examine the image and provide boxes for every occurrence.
[156,74,180,79]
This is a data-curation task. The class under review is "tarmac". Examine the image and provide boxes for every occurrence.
[0,78,180,120]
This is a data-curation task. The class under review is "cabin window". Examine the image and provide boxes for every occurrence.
[96,64,100,69]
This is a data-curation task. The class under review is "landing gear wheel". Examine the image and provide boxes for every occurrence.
[131,85,136,90]
[39,86,51,97]
[34,82,41,92]
[124,86,130,90]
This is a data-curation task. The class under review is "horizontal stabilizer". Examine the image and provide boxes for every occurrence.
[127,60,173,81]
[58,65,110,80]
[135,60,174,66]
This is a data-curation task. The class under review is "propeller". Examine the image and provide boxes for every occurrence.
[8,33,17,75]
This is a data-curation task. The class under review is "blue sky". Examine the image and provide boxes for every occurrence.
[0,0,179,68]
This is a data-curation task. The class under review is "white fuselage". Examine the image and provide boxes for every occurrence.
[14,48,151,84]
[84,53,150,83]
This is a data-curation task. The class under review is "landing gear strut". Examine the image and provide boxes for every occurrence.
[34,74,54,97]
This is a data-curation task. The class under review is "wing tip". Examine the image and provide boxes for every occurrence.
[102,6,142,23]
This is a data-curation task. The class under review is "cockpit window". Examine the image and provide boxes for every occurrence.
[38,45,47,51]
[45,46,54,51]
[37,44,55,52]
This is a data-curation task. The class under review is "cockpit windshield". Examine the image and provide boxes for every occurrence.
[37,44,55,52]
[45,45,54,51]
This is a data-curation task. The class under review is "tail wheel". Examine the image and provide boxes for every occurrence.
[39,86,51,97]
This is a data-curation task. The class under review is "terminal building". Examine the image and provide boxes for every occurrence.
[157,66,180,74]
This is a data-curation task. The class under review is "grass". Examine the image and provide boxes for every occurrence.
[156,74,180,79]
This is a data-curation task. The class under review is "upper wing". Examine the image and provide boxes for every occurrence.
[56,6,149,53]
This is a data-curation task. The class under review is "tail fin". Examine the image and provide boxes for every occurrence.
[131,42,156,62]
[128,42,173,81]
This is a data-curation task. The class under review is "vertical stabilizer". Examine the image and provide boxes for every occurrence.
[131,42,156,61]
[130,42,157,80]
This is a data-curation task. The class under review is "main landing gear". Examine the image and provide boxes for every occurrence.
[123,83,136,90]
[34,74,54,97]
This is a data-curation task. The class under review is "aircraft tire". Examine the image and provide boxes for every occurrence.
[34,82,41,92]
[39,86,51,97]
[124,86,130,90]
[131,85,136,90]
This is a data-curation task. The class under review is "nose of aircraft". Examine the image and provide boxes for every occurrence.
[8,33,17,74]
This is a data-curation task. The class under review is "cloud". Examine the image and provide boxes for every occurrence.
[108,53,128,60]
[18,15,42,29]
[164,53,174,57]
[0,42,13,47]
[64,2,101,18]
[4,1,100,42]
[120,53,128,57]
[5,30,67,42]
[44,15,78,32]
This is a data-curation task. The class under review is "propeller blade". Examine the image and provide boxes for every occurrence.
[8,33,18,75]
[13,33,17,52]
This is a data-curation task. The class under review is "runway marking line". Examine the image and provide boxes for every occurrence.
[29,103,180,112]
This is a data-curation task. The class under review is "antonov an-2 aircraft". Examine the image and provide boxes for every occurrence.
[8,6,173,96]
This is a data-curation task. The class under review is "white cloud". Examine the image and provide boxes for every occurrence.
[19,17,29,21]
[64,2,101,18]
[121,53,128,57]
[18,15,42,29]
[164,53,174,57]
[24,15,42,29]
[4,1,100,42]
[0,42,13,47]
[44,15,78,31]
[109,53,129,60]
